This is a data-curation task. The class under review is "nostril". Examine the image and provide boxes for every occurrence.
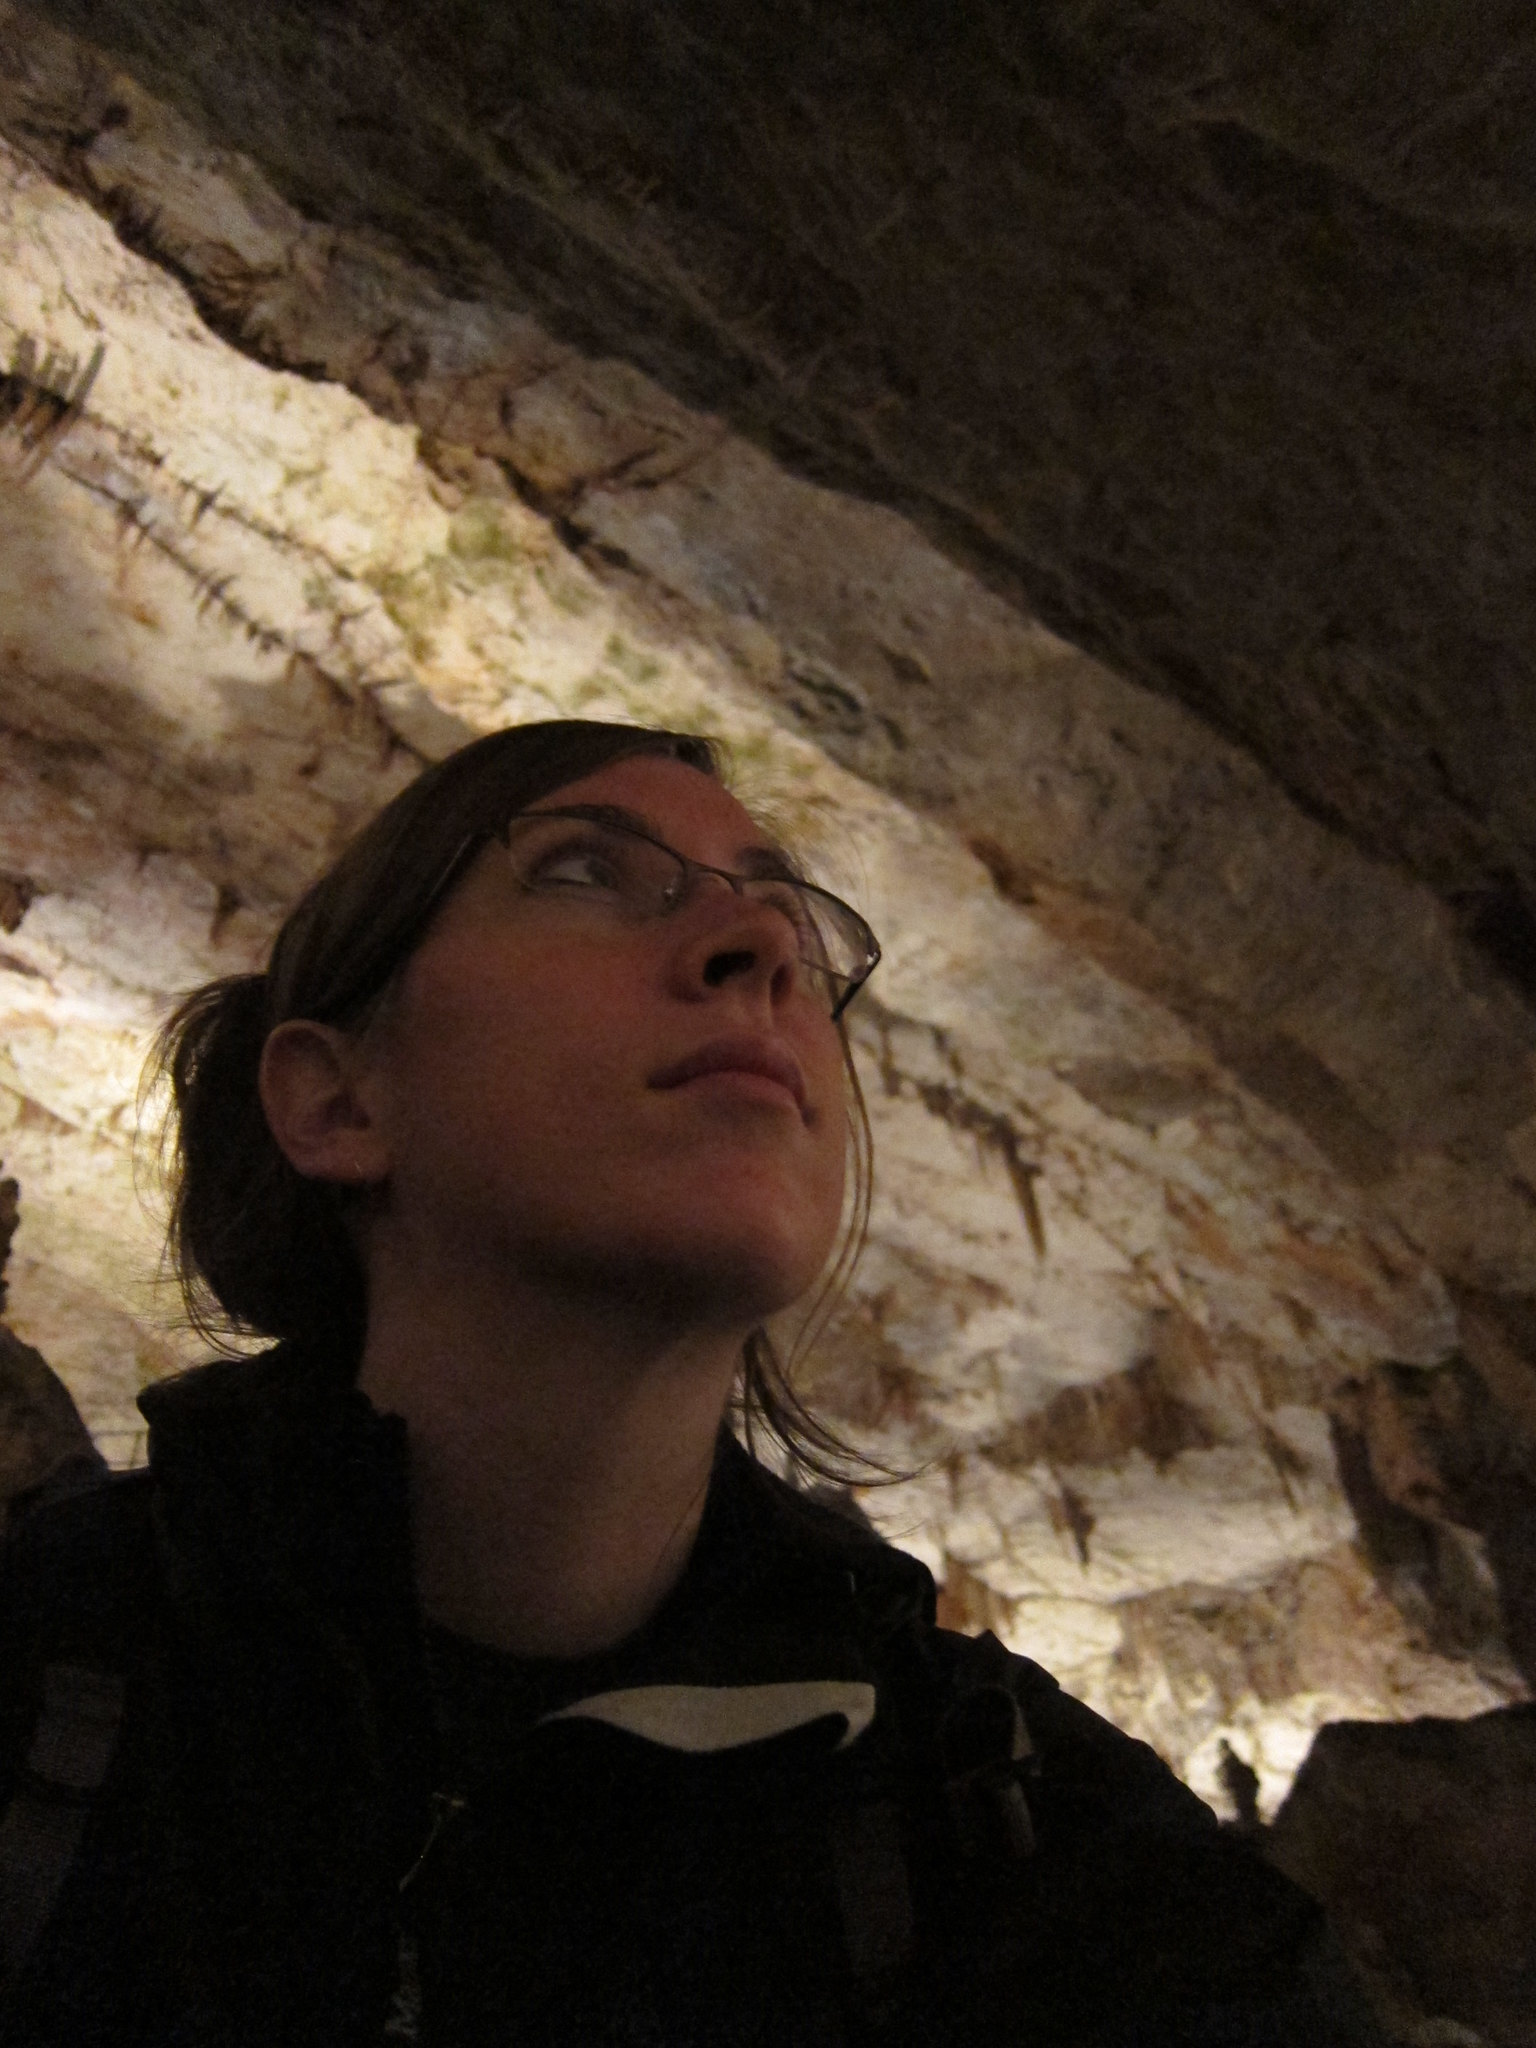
[703,948,756,988]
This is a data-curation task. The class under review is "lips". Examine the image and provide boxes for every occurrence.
[651,1035,809,1116]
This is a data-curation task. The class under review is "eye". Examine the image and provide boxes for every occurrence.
[523,835,625,892]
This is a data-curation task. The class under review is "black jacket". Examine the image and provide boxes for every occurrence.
[0,1345,1381,2047]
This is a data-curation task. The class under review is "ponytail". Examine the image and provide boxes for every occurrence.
[152,973,365,1359]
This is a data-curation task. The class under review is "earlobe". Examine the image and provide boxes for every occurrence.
[258,1019,390,1185]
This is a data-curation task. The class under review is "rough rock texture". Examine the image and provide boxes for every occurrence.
[1335,1344,1536,1693]
[0,2,1532,1902]
[1269,1706,1536,2046]
[9,0,1536,977]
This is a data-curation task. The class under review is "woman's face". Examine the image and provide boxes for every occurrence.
[356,755,851,1327]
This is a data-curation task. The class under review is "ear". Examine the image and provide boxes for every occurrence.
[258,1019,390,1185]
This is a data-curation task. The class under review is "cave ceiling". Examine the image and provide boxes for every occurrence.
[0,0,1533,1812]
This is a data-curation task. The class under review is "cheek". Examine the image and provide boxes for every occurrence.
[804,1041,854,1218]
[371,918,853,1287]
[377,946,611,1163]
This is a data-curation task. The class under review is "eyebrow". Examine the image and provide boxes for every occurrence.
[532,802,805,880]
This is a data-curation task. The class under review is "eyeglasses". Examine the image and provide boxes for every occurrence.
[496,806,881,1019]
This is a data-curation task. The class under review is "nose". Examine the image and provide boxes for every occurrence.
[670,874,802,1009]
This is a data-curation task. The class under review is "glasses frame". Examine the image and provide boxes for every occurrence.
[324,804,881,1027]
[494,805,881,1021]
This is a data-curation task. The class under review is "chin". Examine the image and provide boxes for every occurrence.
[492,1148,844,1328]
[640,1233,825,1329]
[611,1154,840,1301]
[538,1210,831,1331]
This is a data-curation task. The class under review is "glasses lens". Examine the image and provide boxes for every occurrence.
[504,814,878,1014]
[506,817,680,911]
[744,879,875,1004]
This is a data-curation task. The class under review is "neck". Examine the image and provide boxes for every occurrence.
[356,1257,746,1659]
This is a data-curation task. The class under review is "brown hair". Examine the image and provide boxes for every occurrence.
[151,719,873,1476]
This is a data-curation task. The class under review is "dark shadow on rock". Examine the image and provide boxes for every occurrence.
[1269,1705,1536,2048]
[0,1172,107,1537]
[1332,1338,1536,1692]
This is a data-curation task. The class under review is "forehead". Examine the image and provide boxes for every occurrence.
[529,754,784,864]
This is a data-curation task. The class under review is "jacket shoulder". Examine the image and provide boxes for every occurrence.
[1,1473,158,1757]
[718,1438,939,1614]
[4,1468,156,1601]
[918,1629,1384,2041]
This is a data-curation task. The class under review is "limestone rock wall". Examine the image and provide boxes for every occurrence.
[0,6,1531,1833]
[11,0,1536,964]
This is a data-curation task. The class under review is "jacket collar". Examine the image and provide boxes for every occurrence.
[138,1340,414,1620]
[135,1342,936,1706]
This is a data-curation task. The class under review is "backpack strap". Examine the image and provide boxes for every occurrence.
[935,1650,1037,1861]
[827,1616,1042,2033]
[0,1475,152,1997]
[0,1661,125,1983]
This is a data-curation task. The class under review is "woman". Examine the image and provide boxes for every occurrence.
[0,721,1377,2046]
